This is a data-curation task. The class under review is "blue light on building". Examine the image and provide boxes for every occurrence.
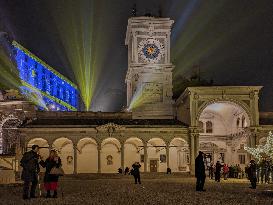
[12,41,78,111]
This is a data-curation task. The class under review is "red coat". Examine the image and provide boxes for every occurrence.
[223,165,229,173]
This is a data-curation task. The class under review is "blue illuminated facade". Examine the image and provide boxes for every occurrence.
[12,41,78,111]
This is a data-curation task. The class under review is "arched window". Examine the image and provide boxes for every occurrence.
[206,121,213,133]
[242,115,245,128]
[236,118,240,128]
[198,121,204,133]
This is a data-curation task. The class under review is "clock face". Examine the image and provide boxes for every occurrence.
[138,39,165,63]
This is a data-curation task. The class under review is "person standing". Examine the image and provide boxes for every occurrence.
[124,167,130,175]
[260,159,267,183]
[215,161,222,182]
[234,164,238,178]
[118,167,123,174]
[256,162,260,183]
[39,150,62,198]
[209,163,214,179]
[223,164,229,180]
[247,160,257,189]
[132,162,141,184]
[195,151,206,191]
[265,160,270,183]
[237,164,242,179]
[20,145,40,200]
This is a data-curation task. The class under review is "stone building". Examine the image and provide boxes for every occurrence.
[0,16,273,176]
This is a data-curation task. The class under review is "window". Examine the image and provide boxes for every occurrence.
[198,121,204,133]
[242,116,245,128]
[237,118,240,127]
[239,155,246,164]
[56,85,60,97]
[160,154,166,163]
[239,144,245,150]
[42,76,46,91]
[206,121,213,133]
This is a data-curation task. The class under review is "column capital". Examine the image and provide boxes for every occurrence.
[97,144,102,151]
[189,126,199,134]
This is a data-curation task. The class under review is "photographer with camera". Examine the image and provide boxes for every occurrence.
[20,145,40,200]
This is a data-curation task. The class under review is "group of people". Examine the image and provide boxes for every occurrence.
[21,145,263,199]
[208,163,245,181]
[20,145,62,200]
[256,159,273,184]
[118,162,142,184]
[195,151,258,191]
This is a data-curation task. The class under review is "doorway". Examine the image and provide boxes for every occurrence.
[150,160,158,172]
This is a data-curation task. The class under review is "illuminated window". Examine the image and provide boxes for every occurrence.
[13,42,78,111]
[206,121,213,133]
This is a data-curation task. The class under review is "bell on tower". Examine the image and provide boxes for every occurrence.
[131,4,137,17]
[125,16,174,119]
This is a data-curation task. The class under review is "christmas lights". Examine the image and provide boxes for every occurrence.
[244,131,273,162]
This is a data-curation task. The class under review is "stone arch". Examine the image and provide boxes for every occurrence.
[147,138,166,172]
[169,138,190,172]
[27,138,49,159]
[77,137,98,173]
[101,137,121,173]
[51,136,74,145]
[197,101,252,167]
[77,138,97,153]
[124,137,144,171]
[52,137,74,174]
[26,138,49,148]
[196,99,253,127]
[1,115,22,154]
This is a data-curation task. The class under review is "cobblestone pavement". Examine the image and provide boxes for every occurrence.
[0,174,273,205]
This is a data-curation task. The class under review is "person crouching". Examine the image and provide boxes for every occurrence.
[39,150,62,198]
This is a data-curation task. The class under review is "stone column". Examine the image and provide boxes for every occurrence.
[190,133,195,175]
[121,143,125,171]
[97,144,101,173]
[144,142,148,172]
[73,144,77,174]
[195,134,200,156]
[166,144,170,169]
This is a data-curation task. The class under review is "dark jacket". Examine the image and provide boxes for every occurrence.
[215,162,222,173]
[248,163,257,180]
[39,157,62,183]
[20,150,40,181]
[132,163,141,176]
[195,154,205,178]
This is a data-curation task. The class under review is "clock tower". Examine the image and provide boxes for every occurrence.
[125,17,174,119]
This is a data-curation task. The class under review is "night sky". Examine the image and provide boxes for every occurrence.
[0,0,272,111]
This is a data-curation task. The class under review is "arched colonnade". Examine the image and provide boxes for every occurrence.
[26,136,189,174]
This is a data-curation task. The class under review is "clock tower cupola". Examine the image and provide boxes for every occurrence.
[125,17,174,119]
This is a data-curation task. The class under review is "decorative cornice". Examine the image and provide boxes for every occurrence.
[96,123,126,137]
